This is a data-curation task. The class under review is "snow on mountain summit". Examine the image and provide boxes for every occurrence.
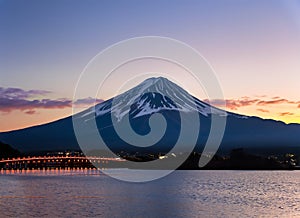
[88,77,225,121]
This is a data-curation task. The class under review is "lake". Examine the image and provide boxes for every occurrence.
[0,170,299,217]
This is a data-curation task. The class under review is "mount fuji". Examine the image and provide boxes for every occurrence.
[0,77,300,156]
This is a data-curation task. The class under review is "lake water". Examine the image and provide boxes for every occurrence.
[0,170,299,217]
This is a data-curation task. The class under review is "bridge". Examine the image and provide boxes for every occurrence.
[0,156,126,170]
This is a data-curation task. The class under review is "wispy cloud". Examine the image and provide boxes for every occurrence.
[257,108,270,113]
[278,112,294,117]
[256,99,296,106]
[206,96,300,110]
[272,96,280,99]
[24,110,37,115]
[0,97,72,114]
[73,97,104,107]
[0,87,104,115]
[0,87,51,99]
[205,98,259,110]
[205,96,299,120]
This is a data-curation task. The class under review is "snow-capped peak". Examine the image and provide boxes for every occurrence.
[89,77,222,121]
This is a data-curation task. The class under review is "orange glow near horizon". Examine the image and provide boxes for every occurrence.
[0,108,72,132]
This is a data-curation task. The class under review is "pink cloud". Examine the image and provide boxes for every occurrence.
[272,96,280,99]
[0,87,104,115]
[205,98,259,110]
[205,96,300,111]
[0,98,72,113]
[25,110,37,115]
[278,112,294,117]
[256,99,292,106]
[257,109,270,113]
[0,87,51,99]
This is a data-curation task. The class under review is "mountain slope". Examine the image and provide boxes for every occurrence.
[0,77,299,155]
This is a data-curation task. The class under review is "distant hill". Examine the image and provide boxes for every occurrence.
[0,141,20,158]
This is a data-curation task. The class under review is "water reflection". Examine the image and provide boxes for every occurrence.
[0,170,300,217]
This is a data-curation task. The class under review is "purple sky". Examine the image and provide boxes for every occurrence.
[1,0,300,131]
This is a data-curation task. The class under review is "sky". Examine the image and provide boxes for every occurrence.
[1,0,300,131]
